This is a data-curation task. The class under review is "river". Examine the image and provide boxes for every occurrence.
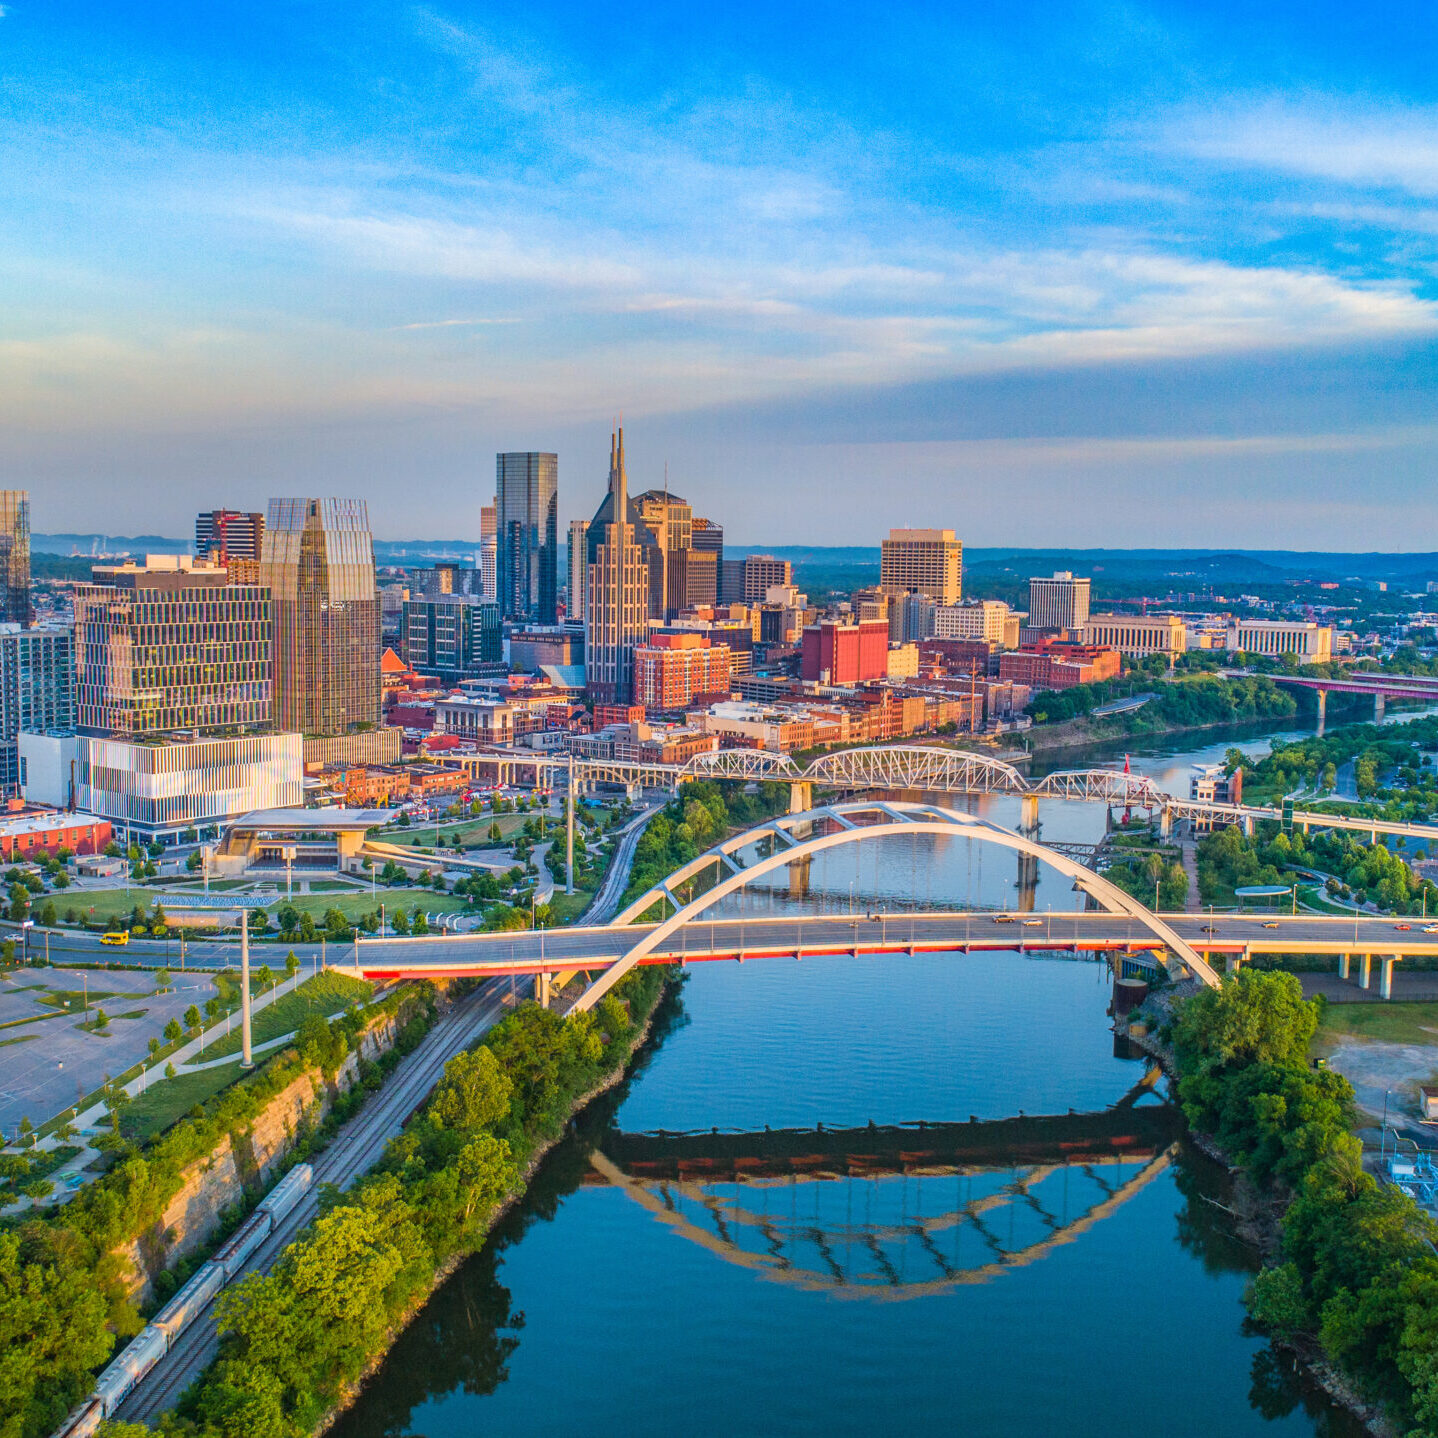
[332,716,1383,1438]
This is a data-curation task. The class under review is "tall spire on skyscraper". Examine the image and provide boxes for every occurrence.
[615,426,627,512]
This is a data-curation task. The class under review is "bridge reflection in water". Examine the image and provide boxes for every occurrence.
[585,1073,1180,1299]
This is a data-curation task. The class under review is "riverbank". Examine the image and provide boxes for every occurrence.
[1127,982,1400,1438]
[167,964,676,1438]
[314,972,676,1435]
[1023,709,1296,758]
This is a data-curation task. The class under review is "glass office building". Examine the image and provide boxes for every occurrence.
[496,452,559,623]
[0,625,73,786]
[0,492,31,627]
[261,498,381,735]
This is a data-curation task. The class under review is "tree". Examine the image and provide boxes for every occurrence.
[286,950,300,979]
[21,1177,54,1203]
[298,912,317,943]
[92,1008,109,1031]
[411,908,429,936]
[254,965,275,994]
[1172,969,1318,1078]
[184,1004,202,1033]
[323,908,350,939]
[154,968,170,991]
[390,909,411,936]
[164,1018,182,1043]
[39,899,56,927]
[148,1037,160,1058]
[430,1047,513,1133]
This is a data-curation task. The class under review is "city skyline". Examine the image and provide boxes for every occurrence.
[2,2,1435,545]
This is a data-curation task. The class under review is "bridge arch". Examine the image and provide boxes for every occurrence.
[572,800,1220,1012]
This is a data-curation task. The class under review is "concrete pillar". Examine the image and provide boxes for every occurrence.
[1375,692,1386,723]
[1158,806,1173,841]
[1016,853,1039,912]
[1241,814,1255,837]
[1339,953,1350,980]
[1359,953,1372,989]
[1381,955,1400,1000]
[1019,794,1041,837]
[240,910,253,1069]
[788,780,814,814]
[1315,687,1327,737]
[535,972,553,1008]
[788,852,812,899]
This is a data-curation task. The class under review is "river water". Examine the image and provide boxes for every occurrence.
[334,717,1377,1438]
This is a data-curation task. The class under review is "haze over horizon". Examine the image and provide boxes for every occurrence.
[4,1,1437,545]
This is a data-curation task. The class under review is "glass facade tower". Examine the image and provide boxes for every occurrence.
[496,453,558,624]
[261,499,381,736]
[0,492,32,627]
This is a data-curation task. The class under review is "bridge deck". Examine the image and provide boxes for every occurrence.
[342,910,1438,980]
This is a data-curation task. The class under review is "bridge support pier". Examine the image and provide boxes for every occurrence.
[1359,953,1372,990]
[1316,688,1327,737]
[1381,955,1401,1000]
[1158,806,1173,841]
[1375,692,1386,723]
[1241,815,1255,838]
[788,852,812,899]
[789,780,814,815]
[535,971,554,1008]
[1339,953,1350,980]
[1016,795,1042,912]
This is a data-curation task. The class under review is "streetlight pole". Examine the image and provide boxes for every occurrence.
[239,909,253,1069]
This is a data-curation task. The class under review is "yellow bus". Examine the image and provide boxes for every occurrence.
[100,931,130,947]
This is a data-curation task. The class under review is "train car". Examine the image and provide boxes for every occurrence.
[210,1211,271,1281]
[93,1323,167,1414]
[255,1162,313,1224]
[152,1261,225,1339]
[51,1398,105,1438]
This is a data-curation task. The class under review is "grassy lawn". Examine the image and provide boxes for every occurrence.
[118,1063,250,1142]
[189,971,372,1061]
[1315,1001,1438,1051]
[386,812,533,848]
[546,887,598,925]
[257,887,472,927]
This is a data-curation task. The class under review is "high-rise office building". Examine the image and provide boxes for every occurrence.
[742,554,792,602]
[567,518,589,623]
[688,517,722,607]
[880,528,962,605]
[261,498,381,735]
[411,562,485,598]
[71,556,272,736]
[401,595,501,680]
[1028,571,1092,631]
[479,501,498,603]
[195,509,265,564]
[0,625,73,787]
[0,492,31,628]
[496,453,558,623]
[585,429,650,703]
[635,489,693,619]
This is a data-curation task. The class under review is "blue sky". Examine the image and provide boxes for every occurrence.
[2,1,1437,545]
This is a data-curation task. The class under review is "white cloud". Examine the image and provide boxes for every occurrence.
[1168,100,1438,196]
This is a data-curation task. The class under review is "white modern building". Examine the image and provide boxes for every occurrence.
[1028,572,1091,630]
[17,731,303,837]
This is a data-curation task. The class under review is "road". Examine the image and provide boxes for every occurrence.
[116,979,511,1424]
[328,909,1438,980]
[577,803,666,924]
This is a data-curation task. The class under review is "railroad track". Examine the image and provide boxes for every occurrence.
[117,980,509,1422]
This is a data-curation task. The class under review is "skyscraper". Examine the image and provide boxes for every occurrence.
[261,498,381,735]
[0,625,73,787]
[195,509,265,565]
[496,453,558,623]
[0,492,31,627]
[585,429,650,704]
[880,528,962,605]
[688,516,722,607]
[635,488,693,619]
[567,518,589,623]
[479,501,498,603]
[1028,571,1091,630]
[72,556,272,736]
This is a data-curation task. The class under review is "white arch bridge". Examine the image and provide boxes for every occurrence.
[453,742,1438,846]
[339,802,1225,999]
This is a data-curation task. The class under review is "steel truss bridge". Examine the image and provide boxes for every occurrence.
[584,1080,1180,1298]
[453,742,1438,847]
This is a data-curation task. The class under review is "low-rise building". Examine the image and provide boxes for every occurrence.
[1081,613,1187,658]
[0,803,111,861]
[632,633,733,712]
[1190,764,1243,833]
[433,695,518,746]
[1225,619,1334,661]
[934,599,1011,645]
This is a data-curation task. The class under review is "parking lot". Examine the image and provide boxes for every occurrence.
[0,967,224,1136]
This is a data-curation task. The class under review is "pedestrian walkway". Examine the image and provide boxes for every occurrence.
[1178,839,1201,913]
